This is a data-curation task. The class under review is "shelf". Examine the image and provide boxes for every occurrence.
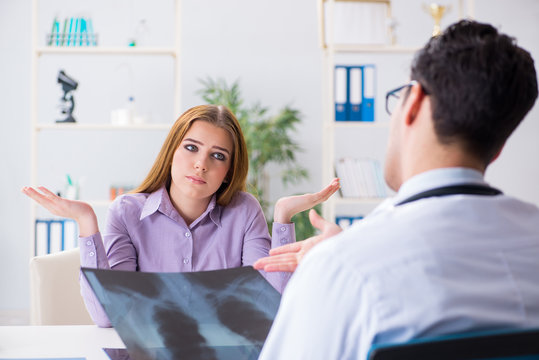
[87,200,113,207]
[334,197,386,205]
[36,46,177,56]
[329,44,420,53]
[35,123,172,131]
[328,121,390,129]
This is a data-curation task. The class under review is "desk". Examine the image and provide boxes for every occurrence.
[0,325,126,359]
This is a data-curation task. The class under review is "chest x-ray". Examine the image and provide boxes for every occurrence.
[82,266,281,360]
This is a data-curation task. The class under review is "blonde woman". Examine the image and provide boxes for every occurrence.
[23,104,339,327]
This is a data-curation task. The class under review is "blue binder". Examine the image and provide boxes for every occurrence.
[348,66,363,121]
[35,218,78,255]
[361,64,376,122]
[336,215,364,230]
[334,66,348,121]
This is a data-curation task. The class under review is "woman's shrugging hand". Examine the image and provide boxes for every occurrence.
[22,186,98,237]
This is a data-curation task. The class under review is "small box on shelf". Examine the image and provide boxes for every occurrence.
[110,185,135,201]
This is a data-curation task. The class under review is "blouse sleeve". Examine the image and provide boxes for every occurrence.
[78,196,138,327]
[240,195,295,293]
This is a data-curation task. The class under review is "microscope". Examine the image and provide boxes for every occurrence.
[56,70,78,123]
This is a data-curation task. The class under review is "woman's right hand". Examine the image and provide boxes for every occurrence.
[22,186,99,237]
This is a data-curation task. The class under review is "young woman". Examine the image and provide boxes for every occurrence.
[23,104,339,327]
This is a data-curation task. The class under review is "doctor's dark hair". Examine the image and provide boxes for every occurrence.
[411,20,538,164]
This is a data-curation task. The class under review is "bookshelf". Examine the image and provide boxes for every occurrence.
[36,123,173,131]
[318,0,474,222]
[30,0,181,257]
[36,47,178,56]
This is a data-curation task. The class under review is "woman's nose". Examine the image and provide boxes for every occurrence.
[194,158,207,172]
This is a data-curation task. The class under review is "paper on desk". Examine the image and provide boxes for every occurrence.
[82,266,281,360]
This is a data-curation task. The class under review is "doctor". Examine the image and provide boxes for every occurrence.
[256,19,539,360]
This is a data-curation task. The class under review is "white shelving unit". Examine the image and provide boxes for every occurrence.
[29,0,182,257]
[36,47,177,56]
[318,0,473,222]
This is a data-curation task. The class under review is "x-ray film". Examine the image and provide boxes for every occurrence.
[82,266,281,360]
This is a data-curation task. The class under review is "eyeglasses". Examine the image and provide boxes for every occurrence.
[385,80,428,115]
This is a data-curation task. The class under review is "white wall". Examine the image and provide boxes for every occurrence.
[1,0,538,322]
[474,0,539,200]
[0,0,32,323]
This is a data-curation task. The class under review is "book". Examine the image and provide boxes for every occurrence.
[335,157,386,198]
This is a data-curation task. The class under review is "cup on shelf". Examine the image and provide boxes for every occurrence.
[110,108,131,125]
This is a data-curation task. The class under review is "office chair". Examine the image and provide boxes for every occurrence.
[29,248,94,325]
[368,327,539,360]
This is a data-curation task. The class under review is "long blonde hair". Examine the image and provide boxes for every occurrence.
[133,105,248,206]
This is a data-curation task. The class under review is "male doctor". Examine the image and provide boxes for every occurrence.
[256,19,539,360]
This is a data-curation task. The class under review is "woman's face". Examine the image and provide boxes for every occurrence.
[170,120,233,206]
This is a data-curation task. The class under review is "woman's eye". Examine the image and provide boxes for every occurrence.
[184,144,197,152]
[212,152,225,161]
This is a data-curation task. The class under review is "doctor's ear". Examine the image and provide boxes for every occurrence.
[403,84,428,125]
[489,144,505,164]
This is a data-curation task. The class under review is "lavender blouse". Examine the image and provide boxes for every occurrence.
[79,186,294,327]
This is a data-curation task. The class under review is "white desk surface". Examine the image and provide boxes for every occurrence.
[0,325,126,359]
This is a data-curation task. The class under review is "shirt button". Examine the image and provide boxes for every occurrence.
[280,226,286,232]
[185,232,191,237]
[89,251,95,257]
[86,240,92,246]
[280,238,289,244]
[183,258,190,264]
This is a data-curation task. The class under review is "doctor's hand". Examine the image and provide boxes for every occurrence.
[254,209,342,273]
[272,178,340,224]
[21,186,98,237]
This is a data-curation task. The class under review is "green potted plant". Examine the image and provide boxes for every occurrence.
[198,78,318,240]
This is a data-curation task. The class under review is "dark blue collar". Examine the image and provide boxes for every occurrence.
[396,184,502,206]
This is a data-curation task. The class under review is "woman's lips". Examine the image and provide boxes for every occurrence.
[186,175,206,184]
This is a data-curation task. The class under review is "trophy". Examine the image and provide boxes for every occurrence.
[423,3,451,37]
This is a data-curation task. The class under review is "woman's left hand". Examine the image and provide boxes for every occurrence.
[254,208,342,272]
[273,178,340,224]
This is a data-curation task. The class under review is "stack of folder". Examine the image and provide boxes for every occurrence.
[35,219,78,256]
[335,65,376,122]
[335,157,387,198]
